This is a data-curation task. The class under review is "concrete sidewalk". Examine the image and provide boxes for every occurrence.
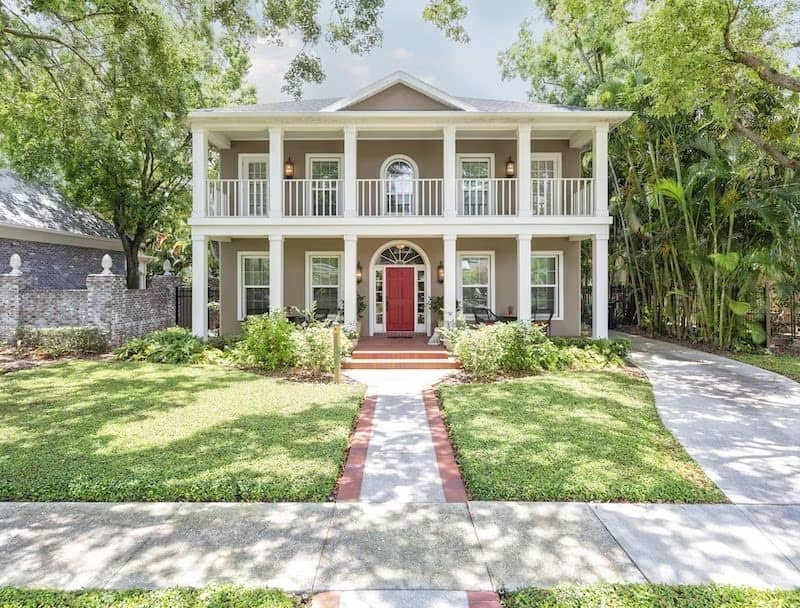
[1,501,799,593]
[624,333,800,504]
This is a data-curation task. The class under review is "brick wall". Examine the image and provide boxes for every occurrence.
[0,238,125,289]
[0,262,180,346]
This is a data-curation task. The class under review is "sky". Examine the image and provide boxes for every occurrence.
[246,0,547,103]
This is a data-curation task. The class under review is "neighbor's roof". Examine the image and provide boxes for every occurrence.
[0,169,118,240]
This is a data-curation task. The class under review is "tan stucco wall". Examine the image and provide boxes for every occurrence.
[346,84,455,111]
[218,235,581,337]
[219,139,580,180]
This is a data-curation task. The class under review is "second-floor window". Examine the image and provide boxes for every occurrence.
[458,155,493,215]
[239,154,268,216]
[307,155,341,216]
[382,155,417,215]
[531,153,562,215]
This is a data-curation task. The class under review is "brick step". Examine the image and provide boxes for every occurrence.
[343,357,461,370]
[350,350,449,360]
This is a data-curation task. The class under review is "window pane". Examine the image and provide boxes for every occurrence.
[531,286,555,315]
[246,287,270,315]
[532,159,556,178]
[311,159,340,179]
[244,257,269,286]
[312,256,339,287]
[461,256,489,285]
[460,160,490,178]
[531,256,556,285]
[386,160,413,179]
[312,287,338,313]
[247,161,267,180]
[463,287,489,313]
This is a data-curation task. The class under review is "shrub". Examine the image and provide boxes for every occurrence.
[228,312,295,371]
[291,323,353,374]
[15,325,108,357]
[553,337,630,366]
[114,327,205,364]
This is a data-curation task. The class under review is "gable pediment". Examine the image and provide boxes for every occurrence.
[343,83,459,111]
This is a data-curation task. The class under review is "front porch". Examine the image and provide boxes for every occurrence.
[190,231,609,340]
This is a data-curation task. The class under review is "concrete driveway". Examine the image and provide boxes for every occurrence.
[624,333,800,505]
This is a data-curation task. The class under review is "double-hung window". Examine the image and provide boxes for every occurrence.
[308,253,341,317]
[459,253,493,315]
[531,253,561,318]
[458,155,493,216]
[307,156,342,216]
[238,253,269,319]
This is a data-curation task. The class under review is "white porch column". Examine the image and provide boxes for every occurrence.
[343,234,358,326]
[592,234,609,338]
[443,234,457,326]
[344,126,358,217]
[191,234,208,338]
[517,125,532,217]
[593,123,609,216]
[269,235,284,313]
[191,128,208,218]
[517,233,532,322]
[443,126,457,217]
[269,127,283,217]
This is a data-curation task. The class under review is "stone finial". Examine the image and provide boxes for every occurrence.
[9,253,22,276]
[163,259,172,275]
[100,254,113,275]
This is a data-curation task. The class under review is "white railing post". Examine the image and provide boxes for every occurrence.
[592,233,609,338]
[517,234,532,323]
[191,234,208,338]
[269,127,283,217]
[443,126,457,217]
[344,126,358,217]
[593,123,609,217]
[269,235,283,313]
[343,234,358,326]
[443,234,457,326]
[192,128,208,218]
[517,125,531,217]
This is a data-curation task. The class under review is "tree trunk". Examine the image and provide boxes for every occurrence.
[119,235,142,289]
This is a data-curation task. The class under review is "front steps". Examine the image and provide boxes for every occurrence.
[343,347,461,370]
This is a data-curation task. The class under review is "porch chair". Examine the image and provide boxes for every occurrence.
[531,304,554,337]
[472,307,496,325]
[313,308,331,322]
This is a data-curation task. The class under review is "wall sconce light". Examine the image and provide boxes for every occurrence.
[437,261,445,283]
[505,156,516,178]
[284,157,295,179]
[356,262,363,284]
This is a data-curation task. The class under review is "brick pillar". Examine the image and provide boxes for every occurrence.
[0,274,32,343]
[151,273,182,330]
[86,272,127,345]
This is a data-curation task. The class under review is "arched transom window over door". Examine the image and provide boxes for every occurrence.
[381,155,417,215]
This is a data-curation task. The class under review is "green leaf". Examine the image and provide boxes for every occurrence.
[709,252,740,273]
[728,299,750,316]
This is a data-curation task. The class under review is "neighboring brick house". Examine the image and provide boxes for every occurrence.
[0,169,124,287]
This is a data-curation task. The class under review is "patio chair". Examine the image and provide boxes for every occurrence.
[313,308,330,322]
[472,307,495,325]
[532,304,554,337]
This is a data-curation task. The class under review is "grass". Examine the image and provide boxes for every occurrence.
[0,586,296,607]
[438,370,726,502]
[0,360,364,501]
[731,353,800,383]
[504,584,800,607]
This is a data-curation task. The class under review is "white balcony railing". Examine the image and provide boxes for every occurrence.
[283,179,343,217]
[206,179,269,217]
[531,178,595,216]
[202,177,598,219]
[456,178,517,216]
[357,178,443,217]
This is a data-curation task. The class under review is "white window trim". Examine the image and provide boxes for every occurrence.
[237,250,269,321]
[238,153,269,180]
[531,152,562,178]
[531,250,564,321]
[456,153,496,178]
[305,251,343,315]
[304,153,344,179]
[457,251,496,318]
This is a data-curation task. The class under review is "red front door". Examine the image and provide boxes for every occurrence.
[385,267,415,332]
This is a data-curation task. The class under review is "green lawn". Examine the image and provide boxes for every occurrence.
[0,587,296,607]
[0,361,364,501]
[505,585,800,607]
[732,353,800,383]
[438,371,725,502]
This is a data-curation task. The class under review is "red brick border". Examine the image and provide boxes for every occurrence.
[336,395,377,501]
[422,388,469,502]
[311,591,340,608]
[466,591,502,608]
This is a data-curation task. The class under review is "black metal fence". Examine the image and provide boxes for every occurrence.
[176,286,219,333]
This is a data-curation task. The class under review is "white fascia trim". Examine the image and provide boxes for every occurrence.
[320,71,477,113]
[531,250,565,321]
[237,250,269,321]
[0,222,123,251]
[304,250,344,313]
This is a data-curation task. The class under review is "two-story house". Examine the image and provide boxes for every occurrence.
[187,72,630,340]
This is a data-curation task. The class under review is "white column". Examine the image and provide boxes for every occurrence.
[269,127,283,217]
[443,234,457,326]
[191,128,208,217]
[593,123,609,217]
[517,234,532,322]
[343,234,358,326]
[269,235,284,313]
[592,234,609,338]
[443,126,457,217]
[344,126,358,217]
[517,125,532,217]
[191,234,208,338]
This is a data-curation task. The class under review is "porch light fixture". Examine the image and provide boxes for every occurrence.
[356,262,363,284]
[437,261,444,283]
[505,156,516,178]
[284,157,295,179]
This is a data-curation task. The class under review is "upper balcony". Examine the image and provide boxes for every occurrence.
[204,176,597,219]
